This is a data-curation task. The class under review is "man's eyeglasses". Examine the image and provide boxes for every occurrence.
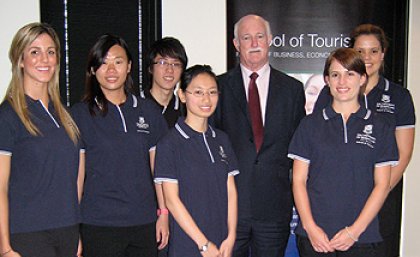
[185,89,220,97]
[153,60,183,70]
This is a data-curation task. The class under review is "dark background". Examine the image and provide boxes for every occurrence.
[40,0,162,106]
[227,0,408,87]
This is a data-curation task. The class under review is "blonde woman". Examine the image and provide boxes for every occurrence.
[0,23,81,257]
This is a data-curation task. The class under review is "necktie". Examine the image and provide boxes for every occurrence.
[248,72,264,152]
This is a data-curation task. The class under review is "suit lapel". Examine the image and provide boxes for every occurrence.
[229,66,276,153]
[264,67,280,128]
[260,67,283,152]
[228,66,250,122]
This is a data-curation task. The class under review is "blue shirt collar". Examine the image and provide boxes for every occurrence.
[175,117,216,139]
[95,93,138,109]
[322,105,371,121]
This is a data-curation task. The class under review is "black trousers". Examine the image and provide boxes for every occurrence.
[297,235,382,257]
[80,222,157,257]
[233,217,290,257]
[11,225,79,257]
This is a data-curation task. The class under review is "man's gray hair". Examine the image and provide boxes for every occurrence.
[233,15,272,40]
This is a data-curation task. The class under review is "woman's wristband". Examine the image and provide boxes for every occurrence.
[345,226,358,242]
[199,241,210,252]
[157,208,169,216]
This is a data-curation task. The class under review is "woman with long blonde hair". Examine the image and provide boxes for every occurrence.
[0,22,81,257]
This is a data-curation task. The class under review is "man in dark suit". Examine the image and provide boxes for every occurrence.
[214,14,306,257]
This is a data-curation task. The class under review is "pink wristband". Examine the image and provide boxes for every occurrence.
[157,208,169,216]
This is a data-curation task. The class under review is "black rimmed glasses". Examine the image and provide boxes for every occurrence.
[153,60,183,70]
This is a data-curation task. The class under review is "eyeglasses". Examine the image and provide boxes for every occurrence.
[153,60,183,70]
[185,89,220,97]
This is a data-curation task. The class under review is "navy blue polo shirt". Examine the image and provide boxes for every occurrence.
[71,93,168,227]
[154,118,239,257]
[144,90,184,128]
[288,105,398,243]
[313,76,416,129]
[313,76,416,237]
[0,97,80,234]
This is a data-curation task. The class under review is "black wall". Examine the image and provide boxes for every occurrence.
[227,0,409,87]
[40,0,161,106]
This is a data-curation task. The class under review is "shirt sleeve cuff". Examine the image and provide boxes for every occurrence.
[0,150,12,156]
[228,169,240,176]
[154,177,178,184]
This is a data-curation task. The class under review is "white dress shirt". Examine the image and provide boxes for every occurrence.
[240,63,270,125]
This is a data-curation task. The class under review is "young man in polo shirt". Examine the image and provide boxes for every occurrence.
[144,37,188,128]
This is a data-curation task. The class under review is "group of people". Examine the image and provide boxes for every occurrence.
[0,13,415,257]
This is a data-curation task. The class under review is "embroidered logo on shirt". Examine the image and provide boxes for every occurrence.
[356,124,376,148]
[381,94,391,103]
[376,94,395,114]
[219,146,229,164]
[363,124,373,134]
[136,117,150,133]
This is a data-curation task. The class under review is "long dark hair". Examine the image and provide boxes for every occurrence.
[83,34,134,116]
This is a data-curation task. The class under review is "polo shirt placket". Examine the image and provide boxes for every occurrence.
[314,76,416,129]
[71,94,168,227]
[312,76,416,240]
[288,105,398,243]
[144,90,182,128]
[0,97,80,234]
[154,117,239,257]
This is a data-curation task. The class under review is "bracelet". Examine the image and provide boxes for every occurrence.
[0,249,12,256]
[345,226,358,242]
[157,208,169,216]
[199,241,210,252]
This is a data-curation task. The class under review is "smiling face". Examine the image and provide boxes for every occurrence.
[21,33,57,89]
[353,34,385,78]
[150,54,183,92]
[233,15,272,71]
[179,73,219,121]
[95,44,131,95]
[325,59,366,105]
